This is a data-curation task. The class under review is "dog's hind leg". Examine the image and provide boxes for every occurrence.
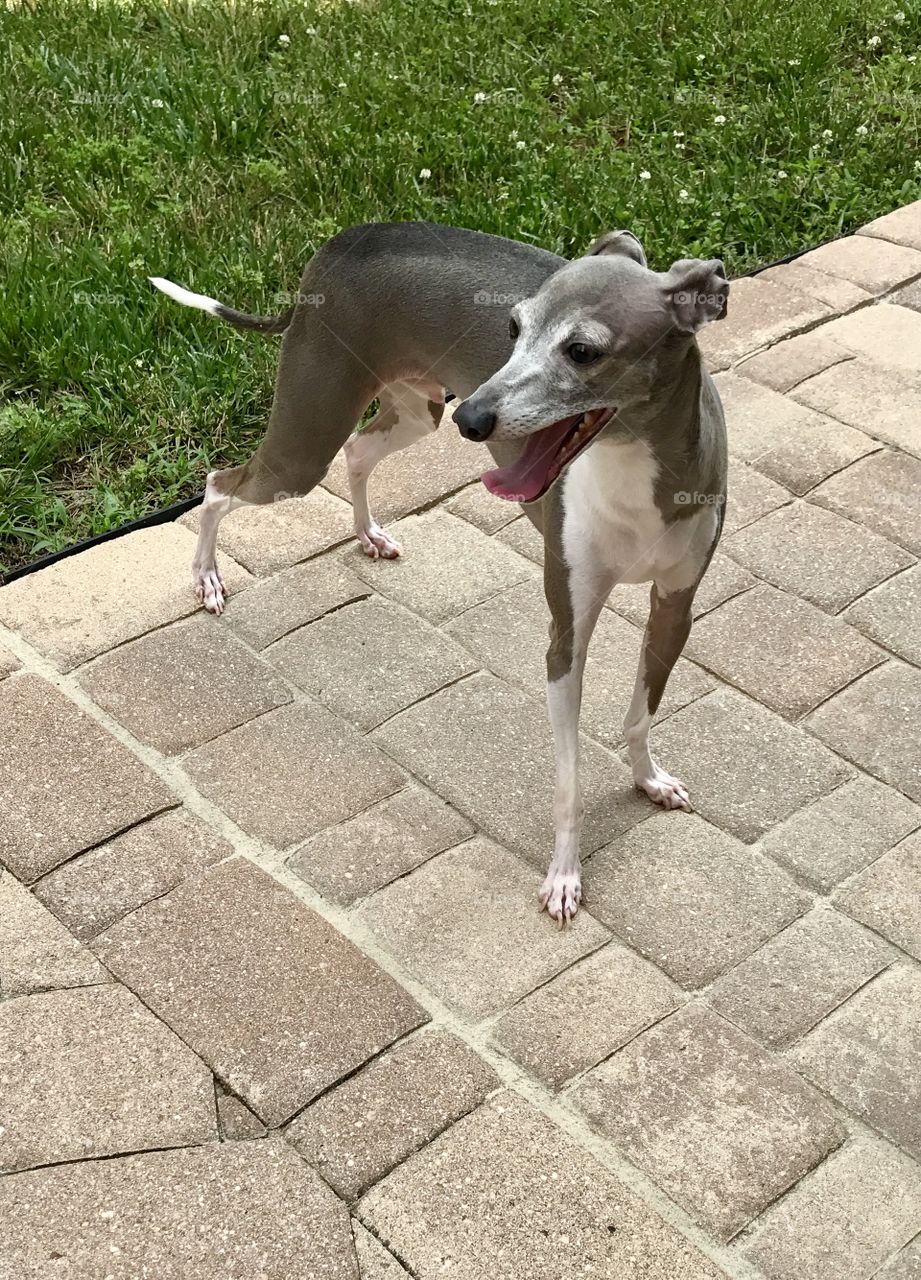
[191,473,244,614]
[540,504,617,924]
[344,380,444,558]
[623,581,696,809]
[191,309,381,613]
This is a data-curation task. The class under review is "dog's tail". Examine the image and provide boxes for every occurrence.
[148,276,294,335]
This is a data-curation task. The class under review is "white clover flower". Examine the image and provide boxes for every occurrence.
[908,53,917,62]
[337,80,347,88]
[672,130,685,137]
[914,159,921,170]
[678,189,690,201]
[867,34,882,47]
[856,123,869,135]
[639,169,651,180]
[552,73,564,85]
[714,114,727,124]
[277,33,290,46]
[895,10,906,20]
[516,139,526,150]
[697,53,706,62]
[777,169,788,178]
[675,142,686,150]
[419,168,431,179]
[305,25,317,35]
[788,58,801,65]
[150,98,164,108]
[822,128,834,139]
[473,91,487,104]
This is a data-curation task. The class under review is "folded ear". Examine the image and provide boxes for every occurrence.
[663,257,729,332]
[584,229,647,267]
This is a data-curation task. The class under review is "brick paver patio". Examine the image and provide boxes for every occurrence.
[2,204,921,1279]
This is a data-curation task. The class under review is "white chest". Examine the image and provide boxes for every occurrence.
[561,436,668,580]
[560,434,717,589]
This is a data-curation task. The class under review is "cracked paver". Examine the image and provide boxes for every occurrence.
[93,857,427,1125]
[3,198,921,1280]
[0,673,175,882]
[285,1030,497,1198]
[0,1139,356,1279]
[0,984,216,1173]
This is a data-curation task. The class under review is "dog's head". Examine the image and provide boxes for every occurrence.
[454,231,729,503]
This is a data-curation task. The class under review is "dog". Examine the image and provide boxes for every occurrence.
[151,221,729,922]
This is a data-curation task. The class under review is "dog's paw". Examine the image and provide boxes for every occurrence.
[635,765,691,811]
[539,869,582,926]
[356,522,402,559]
[195,568,226,615]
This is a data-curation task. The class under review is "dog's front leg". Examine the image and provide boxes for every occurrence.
[623,581,696,809]
[540,521,614,924]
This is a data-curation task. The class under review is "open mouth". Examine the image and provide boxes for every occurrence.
[480,407,617,503]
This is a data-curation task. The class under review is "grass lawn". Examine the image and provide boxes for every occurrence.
[2,0,919,573]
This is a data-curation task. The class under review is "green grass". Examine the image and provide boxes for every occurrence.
[2,0,920,573]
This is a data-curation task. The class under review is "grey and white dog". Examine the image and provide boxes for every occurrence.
[151,221,729,922]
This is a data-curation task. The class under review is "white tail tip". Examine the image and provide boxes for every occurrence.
[148,276,221,316]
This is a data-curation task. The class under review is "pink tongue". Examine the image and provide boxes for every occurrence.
[480,417,578,502]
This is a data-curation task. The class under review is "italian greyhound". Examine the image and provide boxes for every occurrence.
[151,221,728,922]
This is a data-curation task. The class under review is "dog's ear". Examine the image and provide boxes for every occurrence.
[663,258,729,332]
[584,229,647,267]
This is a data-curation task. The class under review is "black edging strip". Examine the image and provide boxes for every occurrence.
[0,230,847,586]
[1,493,204,584]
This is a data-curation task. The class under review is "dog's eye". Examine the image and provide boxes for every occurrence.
[567,343,599,365]
[508,316,520,341]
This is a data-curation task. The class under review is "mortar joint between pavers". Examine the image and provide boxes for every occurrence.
[874,261,921,297]
[353,1217,423,1280]
[727,1107,921,1261]
[687,578,761,622]
[871,1228,921,1280]
[27,802,182,891]
[737,349,859,396]
[211,1077,223,1141]
[718,291,863,374]
[365,666,482,733]
[786,440,886,499]
[770,964,921,1129]
[474,928,684,1040]
[783,362,921,453]
[834,558,921,622]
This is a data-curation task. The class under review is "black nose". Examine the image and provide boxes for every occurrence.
[454,401,496,442]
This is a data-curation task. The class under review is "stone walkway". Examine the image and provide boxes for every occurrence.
[2,203,921,1280]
